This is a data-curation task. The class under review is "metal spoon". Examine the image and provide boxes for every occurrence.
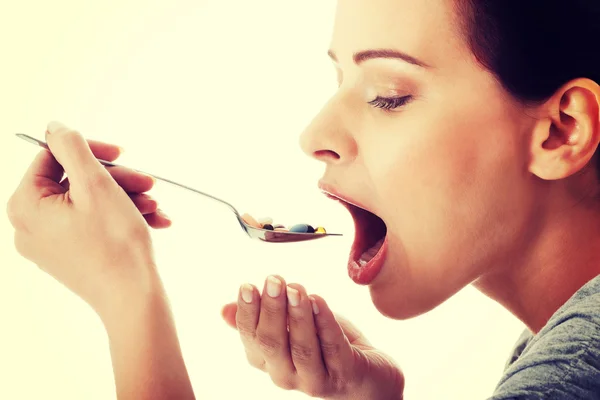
[15,133,342,243]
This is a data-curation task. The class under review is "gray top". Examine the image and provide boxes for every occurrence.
[490,274,600,399]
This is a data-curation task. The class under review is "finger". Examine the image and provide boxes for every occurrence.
[256,275,295,374]
[21,132,124,194]
[309,295,355,378]
[131,193,158,215]
[24,148,64,185]
[235,284,266,371]
[60,167,154,195]
[86,139,123,163]
[333,313,372,347]
[107,166,155,194]
[143,209,172,229]
[286,284,326,384]
[221,302,238,329]
[44,121,114,196]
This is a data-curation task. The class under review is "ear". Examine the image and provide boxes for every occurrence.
[529,78,600,180]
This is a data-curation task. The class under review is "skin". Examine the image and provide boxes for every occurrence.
[221,0,600,397]
[7,0,600,398]
[7,122,195,400]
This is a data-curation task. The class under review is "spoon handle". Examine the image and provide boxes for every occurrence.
[15,133,240,214]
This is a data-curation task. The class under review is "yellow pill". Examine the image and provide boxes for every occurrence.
[315,227,326,234]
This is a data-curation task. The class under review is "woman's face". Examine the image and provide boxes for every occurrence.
[300,0,540,319]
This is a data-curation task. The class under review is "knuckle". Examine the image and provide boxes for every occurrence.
[287,311,306,326]
[320,341,343,359]
[303,383,327,398]
[237,324,256,341]
[82,170,112,191]
[245,352,266,371]
[6,195,27,231]
[51,127,82,148]
[55,126,80,140]
[261,301,283,319]
[270,375,295,391]
[6,196,19,224]
[250,359,266,371]
[290,342,315,364]
[256,331,284,357]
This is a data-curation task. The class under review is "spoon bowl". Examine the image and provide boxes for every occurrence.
[16,133,342,243]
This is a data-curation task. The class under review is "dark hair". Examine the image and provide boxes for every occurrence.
[456,0,600,173]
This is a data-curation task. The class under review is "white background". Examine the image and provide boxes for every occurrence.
[0,1,525,399]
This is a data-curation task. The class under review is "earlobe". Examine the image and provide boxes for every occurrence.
[528,79,600,181]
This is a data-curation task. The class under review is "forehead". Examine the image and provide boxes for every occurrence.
[330,0,466,65]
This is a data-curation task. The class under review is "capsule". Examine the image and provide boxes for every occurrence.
[289,224,315,233]
[315,227,326,234]
[241,213,261,228]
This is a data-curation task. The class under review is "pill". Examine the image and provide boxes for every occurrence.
[273,224,286,229]
[275,228,289,232]
[289,224,315,233]
[262,224,274,230]
[258,217,273,225]
[315,227,326,234]
[241,213,261,229]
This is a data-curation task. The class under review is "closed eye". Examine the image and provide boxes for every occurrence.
[368,95,412,111]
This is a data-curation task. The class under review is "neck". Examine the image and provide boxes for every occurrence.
[473,196,600,334]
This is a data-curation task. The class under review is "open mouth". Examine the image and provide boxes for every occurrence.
[323,192,388,285]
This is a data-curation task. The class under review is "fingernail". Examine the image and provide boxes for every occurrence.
[118,146,125,153]
[240,284,253,304]
[266,276,282,298]
[309,297,319,314]
[46,121,66,134]
[286,286,300,307]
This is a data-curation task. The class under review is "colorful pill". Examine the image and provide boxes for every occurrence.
[315,227,326,234]
[289,224,315,233]
[241,213,261,229]
[258,217,273,225]
[262,224,274,230]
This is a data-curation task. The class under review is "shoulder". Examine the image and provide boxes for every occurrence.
[491,275,600,399]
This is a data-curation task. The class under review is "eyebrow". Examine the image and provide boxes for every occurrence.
[327,48,430,68]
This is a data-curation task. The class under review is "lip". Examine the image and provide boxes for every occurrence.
[348,235,388,285]
[318,180,372,212]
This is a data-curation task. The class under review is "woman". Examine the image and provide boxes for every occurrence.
[7,0,600,398]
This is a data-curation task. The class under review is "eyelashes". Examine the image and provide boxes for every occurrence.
[367,95,412,111]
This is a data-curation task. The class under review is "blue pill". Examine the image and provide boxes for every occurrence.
[289,224,315,233]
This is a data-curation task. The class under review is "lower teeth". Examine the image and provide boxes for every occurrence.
[358,238,385,265]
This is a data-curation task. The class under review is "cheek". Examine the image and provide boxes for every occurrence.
[367,103,529,275]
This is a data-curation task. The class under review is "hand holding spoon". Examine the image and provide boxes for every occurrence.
[15,133,342,243]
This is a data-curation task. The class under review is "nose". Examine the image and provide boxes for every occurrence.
[299,94,358,165]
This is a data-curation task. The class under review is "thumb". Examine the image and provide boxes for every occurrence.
[45,121,112,194]
[334,312,372,347]
[221,302,238,329]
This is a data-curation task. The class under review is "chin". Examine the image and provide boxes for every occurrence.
[368,283,431,320]
[367,256,456,320]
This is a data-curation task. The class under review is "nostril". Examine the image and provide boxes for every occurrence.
[314,149,340,161]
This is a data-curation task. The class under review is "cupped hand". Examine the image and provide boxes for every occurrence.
[221,275,405,400]
[7,121,170,320]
